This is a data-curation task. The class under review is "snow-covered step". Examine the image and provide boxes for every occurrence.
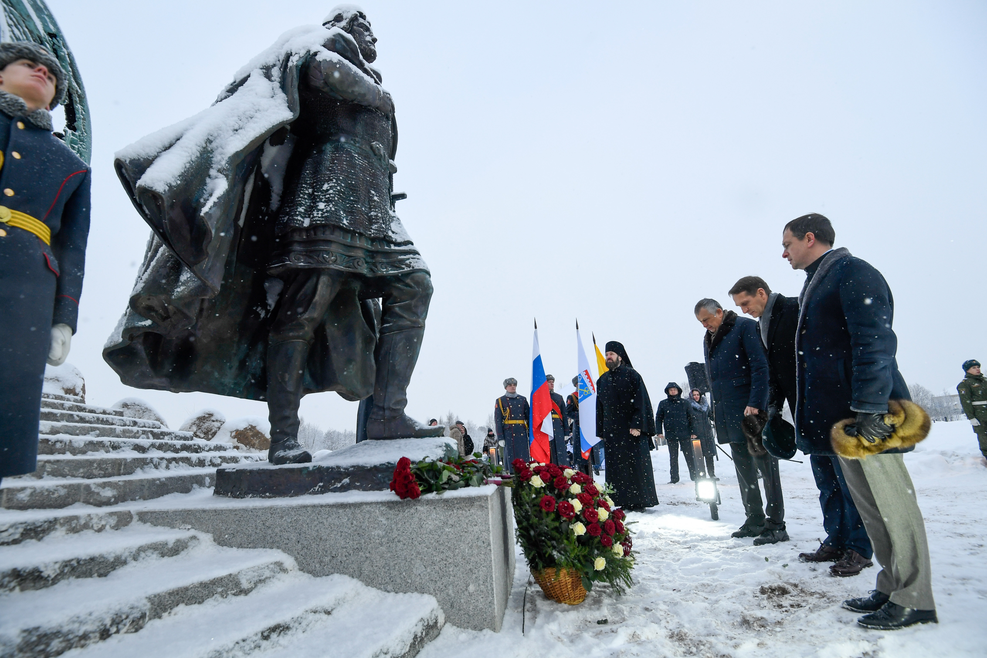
[39,408,165,430]
[39,421,193,442]
[41,392,84,404]
[40,398,125,417]
[28,452,261,480]
[60,572,443,658]
[0,469,217,510]
[0,509,137,547]
[0,525,201,593]
[38,436,235,456]
[0,537,293,658]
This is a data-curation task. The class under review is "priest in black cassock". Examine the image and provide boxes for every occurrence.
[596,341,660,511]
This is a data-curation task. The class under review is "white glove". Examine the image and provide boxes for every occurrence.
[972,418,981,427]
[47,323,72,366]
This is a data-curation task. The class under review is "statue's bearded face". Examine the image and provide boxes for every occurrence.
[350,17,378,63]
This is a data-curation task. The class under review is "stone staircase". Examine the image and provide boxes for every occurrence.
[0,387,443,657]
[0,521,442,657]
[1,392,261,511]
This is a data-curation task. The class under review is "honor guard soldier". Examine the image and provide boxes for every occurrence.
[0,42,91,487]
[494,377,529,473]
[957,359,987,461]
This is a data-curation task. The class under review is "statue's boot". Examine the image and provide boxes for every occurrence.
[366,329,445,440]
[266,340,313,465]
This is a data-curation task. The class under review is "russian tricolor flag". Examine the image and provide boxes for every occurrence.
[529,322,553,463]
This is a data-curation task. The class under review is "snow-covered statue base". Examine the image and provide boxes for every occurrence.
[214,437,457,497]
[141,437,514,631]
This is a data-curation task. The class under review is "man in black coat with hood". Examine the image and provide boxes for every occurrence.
[731,275,873,576]
[696,298,787,545]
[655,383,697,483]
[782,213,935,630]
[596,341,659,511]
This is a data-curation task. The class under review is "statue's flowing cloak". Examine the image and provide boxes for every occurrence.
[104,25,381,402]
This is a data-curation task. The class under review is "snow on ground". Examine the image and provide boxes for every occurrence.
[421,420,987,658]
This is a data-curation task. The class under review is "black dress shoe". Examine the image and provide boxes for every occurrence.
[842,590,890,613]
[857,601,938,630]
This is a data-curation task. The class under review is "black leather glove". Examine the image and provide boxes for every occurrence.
[846,412,893,443]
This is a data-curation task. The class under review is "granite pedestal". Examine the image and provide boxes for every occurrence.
[140,438,515,631]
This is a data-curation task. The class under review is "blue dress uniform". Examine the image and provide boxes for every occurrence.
[0,101,91,479]
[494,393,530,472]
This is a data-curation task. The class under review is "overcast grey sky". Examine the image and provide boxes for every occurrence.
[45,0,987,433]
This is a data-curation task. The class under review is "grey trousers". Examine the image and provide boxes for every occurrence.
[839,453,935,610]
[730,443,785,527]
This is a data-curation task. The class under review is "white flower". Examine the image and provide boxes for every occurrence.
[530,475,545,488]
[563,469,576,478]
[594,557,606,571]
[570,498,583,513]
[597,508,609,522]
[605,496,614,507]
[572,522,586,536]
[569,483,582,495]
[612,545,624,557]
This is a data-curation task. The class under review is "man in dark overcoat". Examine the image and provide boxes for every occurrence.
[782,213,935,629]
[595,341,659,511]
[494,377,529,473]
[546,375,569,466]
[655,383,697,483]
[696,298,787,545]
[731,275,872,575]
[0,43,90,485]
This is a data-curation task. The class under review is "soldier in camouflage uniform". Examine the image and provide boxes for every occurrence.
[956,359,987,460]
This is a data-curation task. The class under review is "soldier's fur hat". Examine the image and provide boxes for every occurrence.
[0,42,66,109]
[830,400,931,459]
[962,359,980,372]
[503,377,518,388]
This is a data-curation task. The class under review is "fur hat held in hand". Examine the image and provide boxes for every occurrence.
[742,409,768,457]
[830,400,931,459]
[0,42,66,109]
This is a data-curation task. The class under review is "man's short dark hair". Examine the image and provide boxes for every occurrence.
[694,298,722,316]
[728,276,771,298]
[784,213,835,246]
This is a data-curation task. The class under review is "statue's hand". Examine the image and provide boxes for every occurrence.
[378,89,394,116]
[47,323,73,366]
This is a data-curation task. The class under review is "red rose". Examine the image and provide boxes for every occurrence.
[623,544,631,556]
[547,464,563,478]
[598,499,611,511]
[539,495,557,512]
[585,483,599,497]
[613,509,626,521]
[603,520,616,536]
[600,535,614,547]
[587,523,602,537]
[573,472,591,485]
[519,469,533,482]
[577,493,593,506]
[583,507,599,523]
[558,501,576,519]
[615,520,625,534]
[512,458,527,472]
[554,475,569,489]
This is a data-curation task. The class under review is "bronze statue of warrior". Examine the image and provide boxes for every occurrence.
[106,7,442,465]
